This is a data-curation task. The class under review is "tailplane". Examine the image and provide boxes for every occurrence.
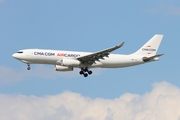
[132,34,163,56]
[142,54,164,62]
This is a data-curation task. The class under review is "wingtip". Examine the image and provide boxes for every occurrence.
[159,54,164,56]
[119,42,125,47]
[155,53,164,57]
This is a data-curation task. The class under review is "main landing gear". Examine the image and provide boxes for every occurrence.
[27,64,31,70]
[79,68,92,77]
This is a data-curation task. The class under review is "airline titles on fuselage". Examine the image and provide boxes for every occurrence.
[34,52,55,56]
[34,52,80,58]
[142,48,156,51]
[57,53,80,57]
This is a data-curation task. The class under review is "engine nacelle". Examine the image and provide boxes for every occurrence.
[55,65,73,71]
[61,59,81,67]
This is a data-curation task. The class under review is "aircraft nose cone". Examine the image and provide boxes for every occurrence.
[12,53,17,58]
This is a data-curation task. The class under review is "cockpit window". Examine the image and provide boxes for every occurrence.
[17,51,23,53]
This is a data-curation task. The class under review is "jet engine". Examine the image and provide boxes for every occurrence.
[55,65,73,71]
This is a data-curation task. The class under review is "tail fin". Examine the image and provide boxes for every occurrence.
[133,34,163,56]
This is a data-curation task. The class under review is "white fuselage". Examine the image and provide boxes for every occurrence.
[12,49,144,68]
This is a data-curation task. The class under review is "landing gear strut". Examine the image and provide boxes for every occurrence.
[27,64,31,70]
[79,68,92,77]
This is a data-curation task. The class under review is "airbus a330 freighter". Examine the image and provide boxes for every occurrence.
[12,34,164,77]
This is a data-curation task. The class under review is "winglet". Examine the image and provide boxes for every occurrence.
[118,42,125,48]
[109,41,125,52]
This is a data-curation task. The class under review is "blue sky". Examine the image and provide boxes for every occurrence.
[1,0,180,119]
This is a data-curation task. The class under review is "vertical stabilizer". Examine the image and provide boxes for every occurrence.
[133,34,163,56]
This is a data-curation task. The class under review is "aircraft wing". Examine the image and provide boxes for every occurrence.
[77,42,125,64]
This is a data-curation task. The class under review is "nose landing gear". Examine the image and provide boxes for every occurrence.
[27,64,31,70]
[79,68,92,77]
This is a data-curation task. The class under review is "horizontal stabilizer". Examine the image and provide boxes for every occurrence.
[142,54,164,62]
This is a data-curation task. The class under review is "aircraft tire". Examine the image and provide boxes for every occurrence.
[88,70,92,75]
[84,73,88,77]
[79,71,84,75]
[84,68,88,72]
[27,67,31,70]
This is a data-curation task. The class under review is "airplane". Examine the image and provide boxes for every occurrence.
[12,34,164,77]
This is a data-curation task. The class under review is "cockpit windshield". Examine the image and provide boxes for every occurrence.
[17,51,23,54]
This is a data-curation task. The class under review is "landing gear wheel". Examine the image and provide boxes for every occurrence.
[27,67,31,70]
[84,73,88,77]
[84,68,88,72]
[27,64,31,70]
[88,70,92,75]
[79,71,84,75]
[79,67,92,77]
